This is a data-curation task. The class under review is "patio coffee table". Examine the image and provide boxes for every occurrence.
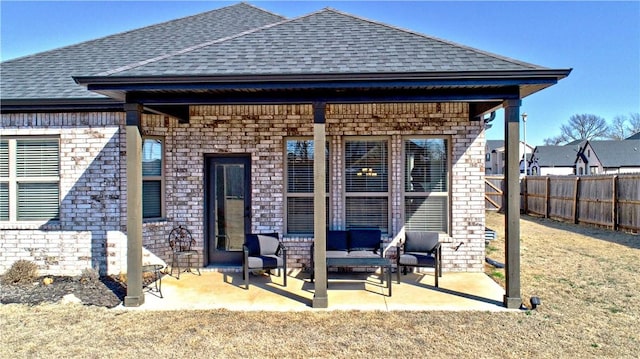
[325,257,392,296]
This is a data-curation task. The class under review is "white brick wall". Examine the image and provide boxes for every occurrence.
[1,103,486,275]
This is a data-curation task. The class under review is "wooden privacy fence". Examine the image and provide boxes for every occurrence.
[485,174,640,233]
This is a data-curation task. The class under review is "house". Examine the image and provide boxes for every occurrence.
[1,3,570,307]
[575,140,640,174]
[485,140,534,175]
[529,143,582,175]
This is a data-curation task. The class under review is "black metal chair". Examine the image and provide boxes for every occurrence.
[396,231,441,287]
[243,233,287,289]
[168,225,201,279]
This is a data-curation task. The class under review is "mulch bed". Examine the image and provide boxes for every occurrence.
[0,275,126,308]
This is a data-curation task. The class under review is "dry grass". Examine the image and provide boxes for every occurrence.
[1,212,639,358]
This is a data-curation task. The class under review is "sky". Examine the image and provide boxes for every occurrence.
[1,0,639,145]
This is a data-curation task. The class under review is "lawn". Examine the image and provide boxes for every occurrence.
[1,212,639,358]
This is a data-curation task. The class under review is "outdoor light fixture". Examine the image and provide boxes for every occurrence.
[356,168,378,177]
[530,296,541,310]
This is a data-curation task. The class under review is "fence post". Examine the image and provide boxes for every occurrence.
[545,176,551,218]
[574,176,580,224]
[523,177,528,214]
[612,175,618,231]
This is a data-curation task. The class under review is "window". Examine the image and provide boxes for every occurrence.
[285,139,329,235]
[345,139,388,233]
[404,138,449,232]
[142,138,164,219]
[0,138,60,221]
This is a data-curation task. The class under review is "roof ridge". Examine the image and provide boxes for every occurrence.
[322,7,546,70]
[98,7,330,76]
[2,2,285,64]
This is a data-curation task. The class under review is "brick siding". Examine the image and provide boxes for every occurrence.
[1,103,486,275]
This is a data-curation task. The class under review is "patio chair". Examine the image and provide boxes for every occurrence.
[168,225,201,279]
[243,233,287,289]
[396,231,441,287]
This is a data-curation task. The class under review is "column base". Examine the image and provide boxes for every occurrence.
[503,295,522,309]
[124,294,145,307]
[312,295,328,308]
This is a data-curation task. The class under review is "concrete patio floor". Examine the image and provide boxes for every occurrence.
[119,268,509,311]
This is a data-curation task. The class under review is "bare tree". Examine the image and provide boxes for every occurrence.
[627,112,640,135]
[543,134,567,145]
[608,115,628,140]
[560,114,609,142]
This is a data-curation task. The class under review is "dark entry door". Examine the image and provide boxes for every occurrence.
[205,155,251,265]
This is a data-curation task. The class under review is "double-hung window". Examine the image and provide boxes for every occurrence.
[285,139,329,235]
[142,137,164,219]
[344,139,389,233]
[404,138,449,232]
[0,138,60,221]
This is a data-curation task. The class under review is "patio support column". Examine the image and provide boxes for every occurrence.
[312,102,328,308]
[503,99,522,309]
[123,103,145,307]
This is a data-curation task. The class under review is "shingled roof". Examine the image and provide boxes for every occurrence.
[0,3,285,100]
[1,2,570,112]
[587,140,640,168]
[96,8,544,78]
[532,144,582,167]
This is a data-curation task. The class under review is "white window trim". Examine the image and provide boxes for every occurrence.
[284,137,330,236]
[0,136,60,223]
[343,136,390,233]
[401,136,451,234]
[142,136,165,220]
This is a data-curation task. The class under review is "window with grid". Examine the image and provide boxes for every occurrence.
[285,139,329,235]
[0,138,60,221]
[142,138,164,219]
[344,139,389,233]
[404,138,449,232]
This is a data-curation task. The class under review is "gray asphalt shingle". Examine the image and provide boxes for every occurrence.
[532,144,582,167]
[2,4,549,101]
[0,3,285,100]
[107,9,545,77]
[588,140,640,167]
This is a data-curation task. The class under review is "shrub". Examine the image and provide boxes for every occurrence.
[1,260,39,285]
[79,267,100,283]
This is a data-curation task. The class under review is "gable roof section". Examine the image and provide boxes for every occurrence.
[95,8,545,78]
[486,140,505,153]
[0,3,285,102]
[532,144,580,167]
[587,140,640,167]
[626,132,640,140]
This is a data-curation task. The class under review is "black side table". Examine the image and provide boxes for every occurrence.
[142,264,164,298]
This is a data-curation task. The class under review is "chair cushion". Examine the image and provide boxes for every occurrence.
[346,250,380,258]
[404,231,439,253]
[245,233,279,256]
[327,230,348,251]
[399,253,436,267]
[326,250,349,258]
[246,255,283,269]
[348,229,381,251]
[257,234,280,256]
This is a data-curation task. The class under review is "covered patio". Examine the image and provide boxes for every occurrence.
[121,269,507,311]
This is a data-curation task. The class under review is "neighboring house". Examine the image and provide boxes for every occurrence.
[529,143,582,175]
[485,140,533,175]
[1,3,569,307]
[575,140,640,174]
[625,132,640,140]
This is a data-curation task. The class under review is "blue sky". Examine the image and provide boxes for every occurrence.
[1,1,639,145]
